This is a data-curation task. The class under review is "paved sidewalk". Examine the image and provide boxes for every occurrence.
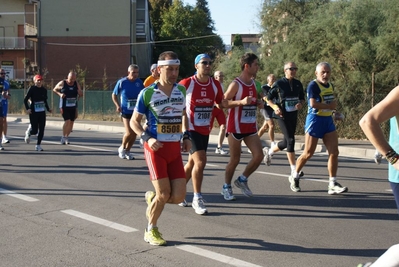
[8,115,377,159]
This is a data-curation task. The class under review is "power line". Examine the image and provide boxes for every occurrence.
[46,34,218,47]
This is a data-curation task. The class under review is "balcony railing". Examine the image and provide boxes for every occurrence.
[0,37,35,49]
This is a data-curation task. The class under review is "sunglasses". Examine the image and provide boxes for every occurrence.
[200,61,212,66]
[0,73,6,75]
[286,67,298,71]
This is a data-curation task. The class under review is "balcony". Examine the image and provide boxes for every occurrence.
[0,37,35,50]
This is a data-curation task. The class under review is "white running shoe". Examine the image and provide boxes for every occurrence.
[192,198,208,215]
[2,136,9,144]
[125,152,135,160]
[374,152,382,165]
[178,199,188,207]
[118,146,126,159]
[215,147,228,155]
[221,186,236,201]
[288,175,301,192]
[328,182,348,195]
[234,177,253,197]
[0,144,4,150]
[65,137,70,145]
[60,137,65,145]
[263,147,271,166]
[25,131,31,144]
[35,145,43,151]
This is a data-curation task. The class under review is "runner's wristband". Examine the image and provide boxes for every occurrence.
[386,149,399,165]
[141,131,152,142]
[386,149,396,158]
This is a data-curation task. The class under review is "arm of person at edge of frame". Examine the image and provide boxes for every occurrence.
[359,85,399,171]
[130,111,163,151]
[222,80,253,108]
[181,109,192,153]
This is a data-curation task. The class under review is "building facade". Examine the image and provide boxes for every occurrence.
[0,0,154,87]
[0,0,36,81]
[230,34,261,52]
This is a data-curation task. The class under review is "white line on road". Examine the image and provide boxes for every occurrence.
[257,171,332,183]
[0,187,39,202]
[9,136,115,152]
[177,245,263,267]
[61,209,138,233]
[206,163,219,167]
[255,171,288,178]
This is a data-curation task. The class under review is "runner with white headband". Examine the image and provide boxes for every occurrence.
[130,51,191,246]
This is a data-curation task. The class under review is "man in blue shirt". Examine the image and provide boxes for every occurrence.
[0,69,10,146]
[112,64,144,160]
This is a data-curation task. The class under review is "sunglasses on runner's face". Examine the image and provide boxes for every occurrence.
[200,61,212,66]
[286,67,298,71]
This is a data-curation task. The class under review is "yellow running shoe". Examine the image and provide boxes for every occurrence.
[145,191,155,220]
[144,227,167,246]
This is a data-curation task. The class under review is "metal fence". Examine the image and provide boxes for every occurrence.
[8,89,118,121]
[8,89,389,140]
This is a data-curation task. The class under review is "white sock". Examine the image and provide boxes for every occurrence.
[329,177,336,187]
[193,192,202,200]
[147,224,155,231]
[268,149,274,156]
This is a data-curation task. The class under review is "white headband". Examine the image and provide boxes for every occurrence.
[157,59,180,66]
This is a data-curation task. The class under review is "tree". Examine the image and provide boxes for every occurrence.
[374,0,399,85]
[194,0,214,35]
[232,34,243,48]
[254,0,396,138]
[152,0,224,78]
[148,0,172,42]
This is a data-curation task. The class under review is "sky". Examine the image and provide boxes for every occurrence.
[184,0,264,45]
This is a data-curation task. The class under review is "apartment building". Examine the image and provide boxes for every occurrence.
[230,34,261,52]
[0,0,154,86]
[0,0,36,81]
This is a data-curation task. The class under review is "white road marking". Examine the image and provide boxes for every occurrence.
[256,171,330,183]
[9,136,144,158]
[61,209,138,233]
[206,163,219,167]
[177,245,263,267]
[0,187,39,202]
[255,171,288,178]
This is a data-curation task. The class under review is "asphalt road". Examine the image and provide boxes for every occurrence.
[0,120,397,267]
